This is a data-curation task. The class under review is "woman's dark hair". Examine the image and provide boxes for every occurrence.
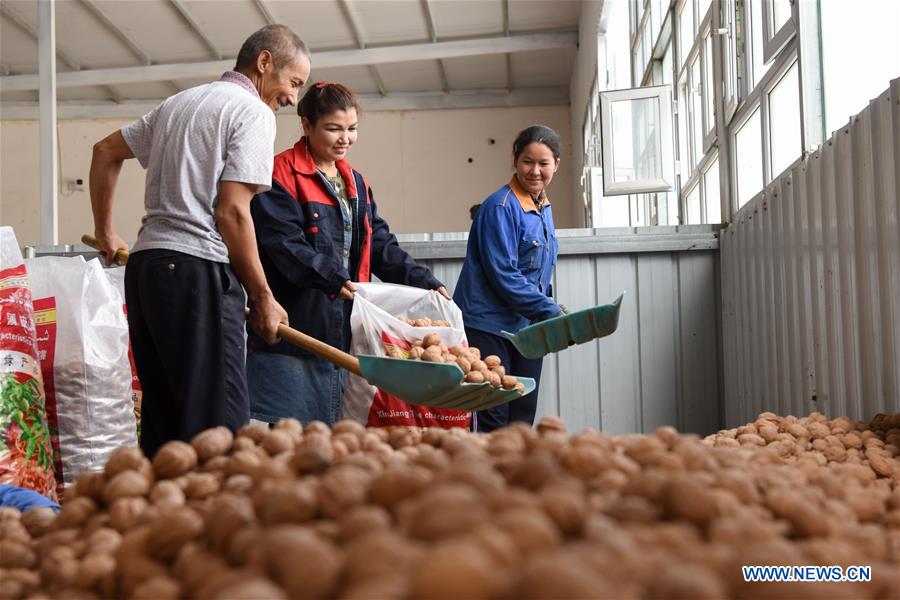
[297,82,361,125]
[512,124,561,162]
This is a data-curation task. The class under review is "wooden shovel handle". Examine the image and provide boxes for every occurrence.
[274,323,363,377]
[81,234,129,264]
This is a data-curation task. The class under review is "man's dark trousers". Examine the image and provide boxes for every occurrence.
[124,249,249,458]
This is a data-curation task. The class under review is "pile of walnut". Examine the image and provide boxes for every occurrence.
[1,412,899,600]
[397,316,451,328]
[384,332,524,392]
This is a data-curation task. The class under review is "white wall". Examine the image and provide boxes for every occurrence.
[1,105,573,247]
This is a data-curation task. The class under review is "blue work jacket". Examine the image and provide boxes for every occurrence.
[454,177,560,337]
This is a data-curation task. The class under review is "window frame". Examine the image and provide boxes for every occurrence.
[599,84,676,196]
[728,46,800,212]
[761,0,796,65]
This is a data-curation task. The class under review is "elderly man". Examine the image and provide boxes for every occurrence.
[88,25,311,458]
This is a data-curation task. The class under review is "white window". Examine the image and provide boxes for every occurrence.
[821,0,900,134]
[600,85,676,196]
[703,157,721,224]
[761,0,795,64]
[768,61,801,179]
[677,0,695,68]
[720,0,739,120]
[685,183,702,224]
[747,0,767,90]
[702,27,715,146]
[734,107,763,208]
[689,55,704,171]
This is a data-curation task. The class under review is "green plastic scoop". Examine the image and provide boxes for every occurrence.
[276,324,536,412]
[501,292,625,359]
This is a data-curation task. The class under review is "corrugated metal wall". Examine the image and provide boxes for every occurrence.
[721,80,900,427]
[403,227,722,436]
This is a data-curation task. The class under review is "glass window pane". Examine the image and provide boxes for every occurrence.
[768,61,801,178]
[594,191,632,227]
[690,57,703,169]
[750,0,766,87]
[704,158,721,223]
[662,39,674,85]
[723,0,738,106]
[735,107,763,207]
[677,84,689,165]
[699,0,712,21]
[821,0,900,133]
[678,0,695,67]
[609,97,662,183]
[686,184,702,224]
[703,33,714,135]
[772,0,791,31]
[642,23,653,79]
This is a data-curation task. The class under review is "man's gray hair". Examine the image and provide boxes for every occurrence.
[235,25,309,71]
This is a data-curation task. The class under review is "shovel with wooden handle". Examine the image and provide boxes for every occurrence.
[81,234,535,411]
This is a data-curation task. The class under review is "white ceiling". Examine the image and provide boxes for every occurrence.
[0,0,581,115]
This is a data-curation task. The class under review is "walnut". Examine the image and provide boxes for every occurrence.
[183,472,220,500]
[103,470,150,505]
[74,552,116,591]
[131,575,182,600]
[318,465,372,519]
[145,506,205,561]
[237,423,268,444]
[411,539,505,599]
[103,446,146,479]
[257,526,341,600]
[204,492,256,555]
[338,505,393,542]
[464,370,485,384]
[190,426,234,462]
[0,540,36,569]
[55,496,98,529]
[255,480,319,525]
[20,507,57,538]
[74,472,107,502]
[152,441,198,479]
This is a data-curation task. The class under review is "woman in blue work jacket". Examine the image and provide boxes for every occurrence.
[454,125,564,432]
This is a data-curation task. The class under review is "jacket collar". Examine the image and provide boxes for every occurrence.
[509,176,550,213]
[290,137,358,198]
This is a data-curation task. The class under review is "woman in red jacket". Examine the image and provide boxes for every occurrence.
[248,83,448,426]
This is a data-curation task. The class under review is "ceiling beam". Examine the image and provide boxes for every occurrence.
[0,1,123,102]
[253,0,276,25]
[1,1,82,70]
[0,32,577,92]
[168,0,222,59]
[78,0,180,97]
[0,87,569,120]
[420,0,450,93]
[337,0,387,97]
[79,0,152,64]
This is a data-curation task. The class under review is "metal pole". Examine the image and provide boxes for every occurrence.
[38,0,58,245]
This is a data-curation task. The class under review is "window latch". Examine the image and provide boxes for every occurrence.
[712,28,729,36]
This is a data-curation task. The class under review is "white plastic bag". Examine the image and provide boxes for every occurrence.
[105,267,142,437]
[25,256,136,493]
[342,282,471,428]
